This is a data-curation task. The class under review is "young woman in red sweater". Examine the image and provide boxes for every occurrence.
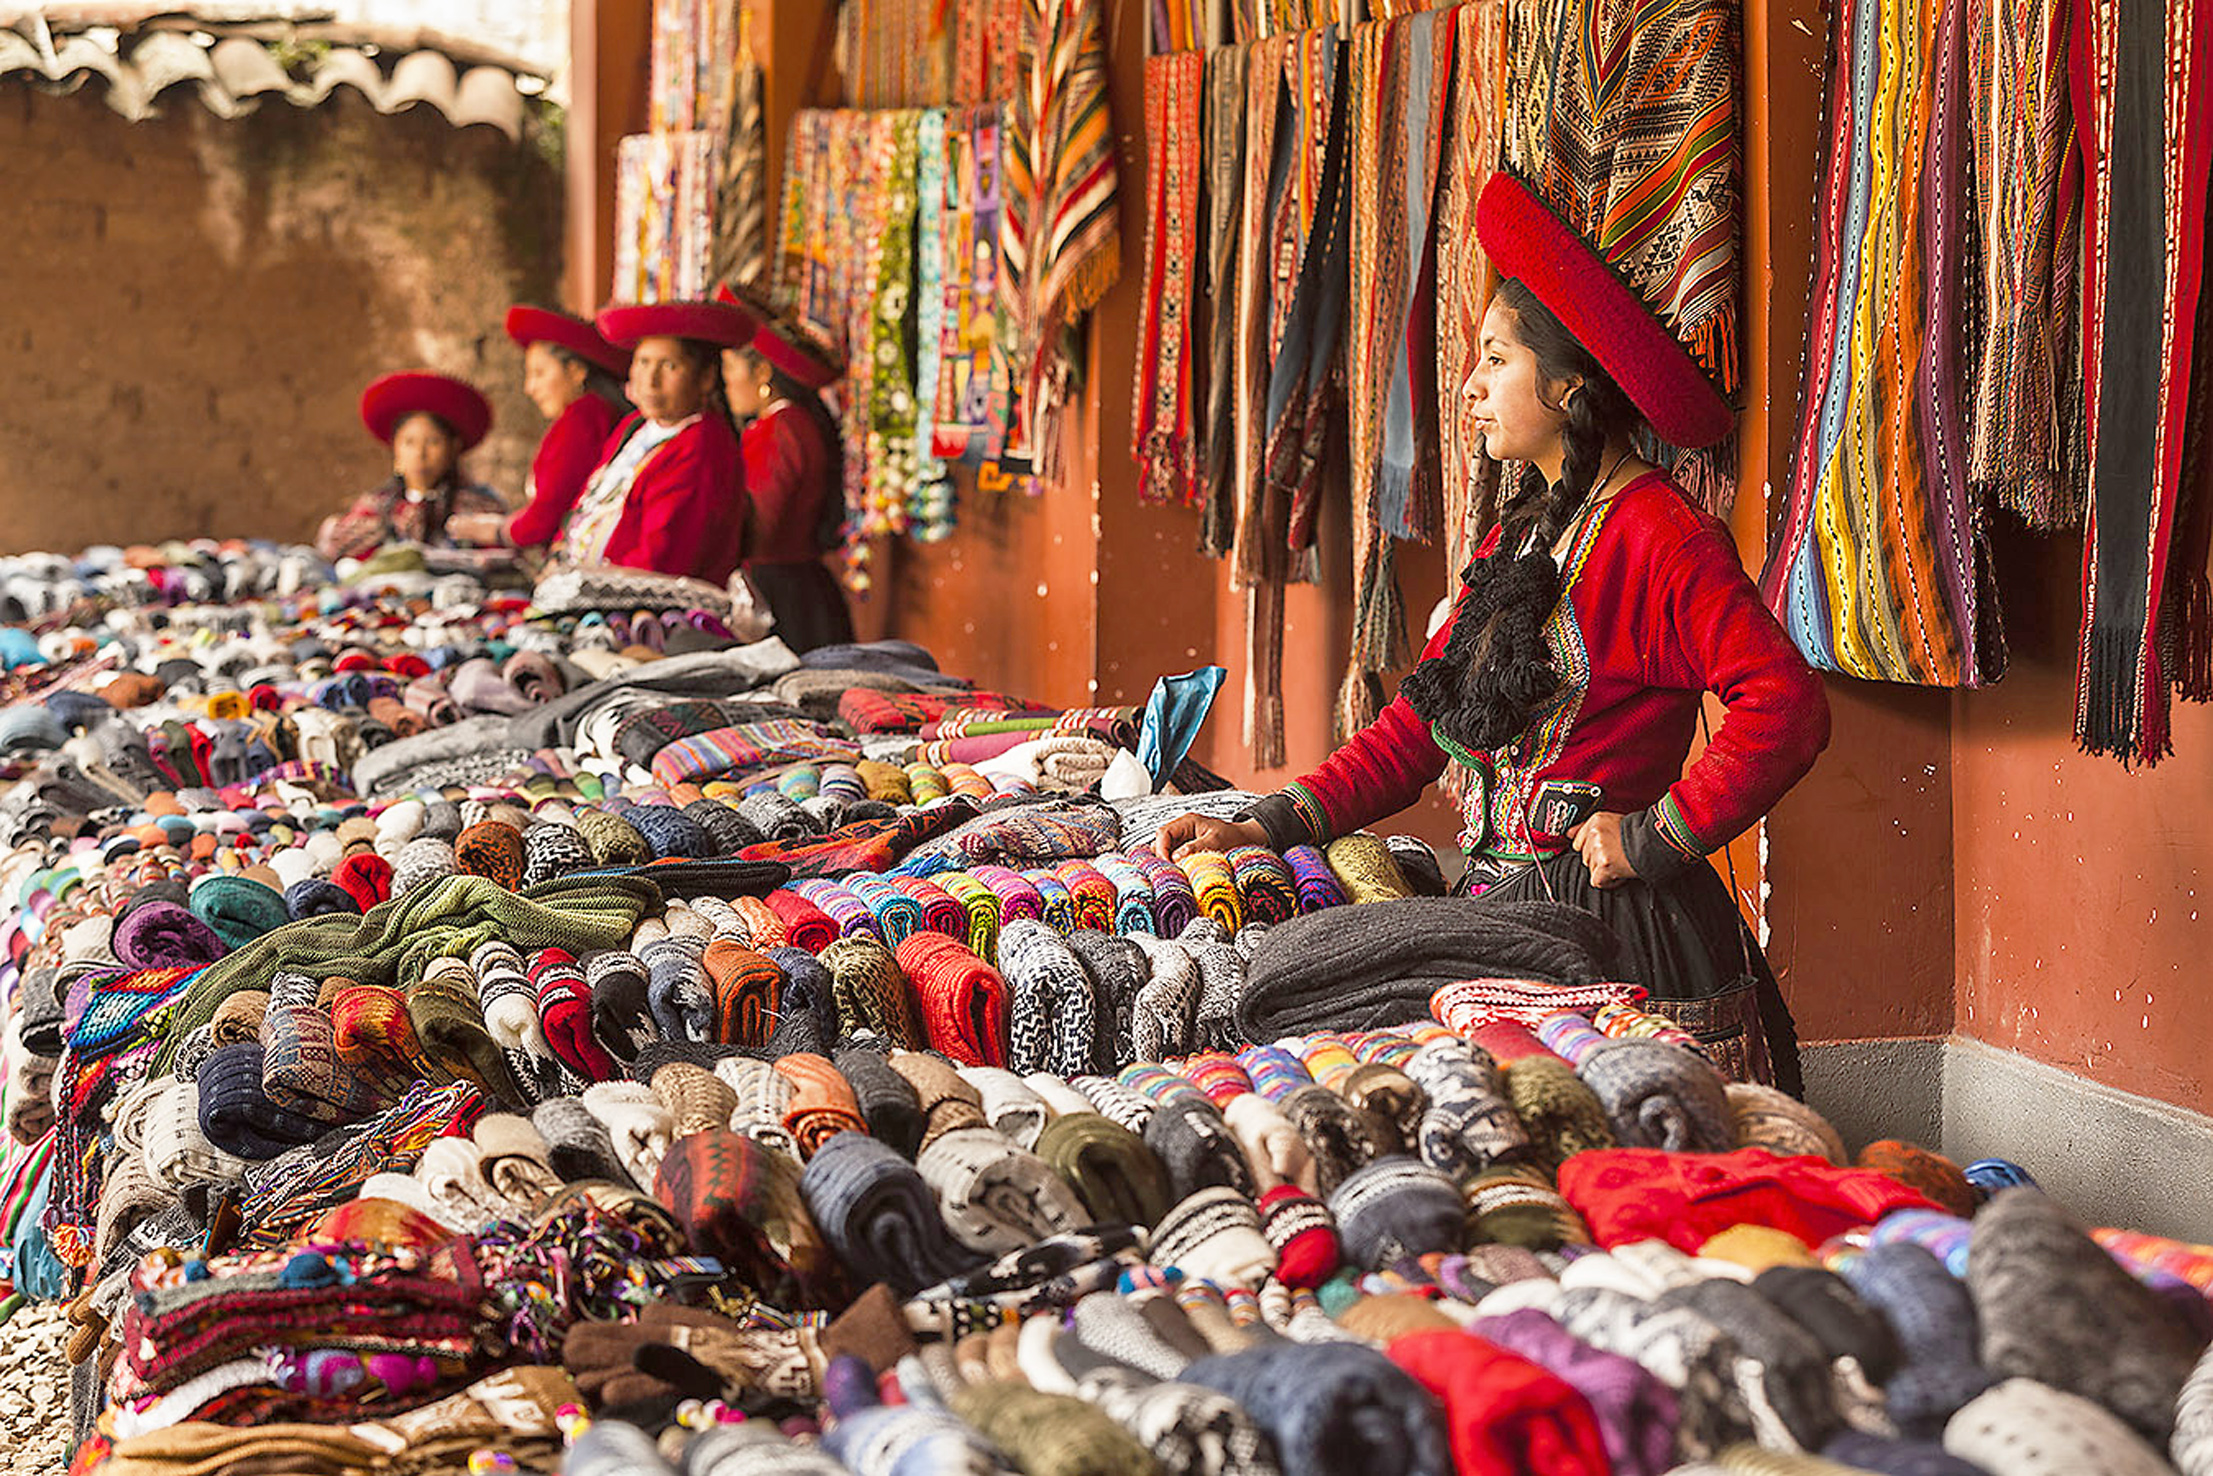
[1161,176,1829,1086]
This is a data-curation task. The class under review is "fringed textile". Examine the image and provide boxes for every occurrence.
[1503,0,1742,511]
[1198,46,1249,556]
[1434,1,1509,576]
[912,110,955,540]
[1966,0,2085,529]
[932,108,1016,467]
[1132,51,1208,505]
[2071,0,2213,763]
[1004,0,1122,488]
[1764,0,2003,690]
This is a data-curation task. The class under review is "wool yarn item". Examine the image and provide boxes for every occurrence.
[1224,846,1300,925]
[1329,1157,1466,1270]
[819,936,925,1049]
[1659,1275,1843,1450]
[1386,1327,1613,1476]
[1943,1380,2180,1476]
[1403,1036,1529,1180]
[188,874,290,948]
[649,1062,740,1137]
[1501,1054,1616,1176]
[521,821,593,887]
[963,1066,1053,1148]
[654,1126,845,1310]
[1341,1063,1426,1157]
[886,1050,990,1147]
[1223,1092,1317,1193]
[1176,850,1244,932]
[1035,1110,1175,1228]
[894,932,1009,1068]
[1278,1082,1390,1197]
[1856,1141,1976,1217]
[1467,1164,1593,1251]
[1184,1340,1451,1476]
[1727,1083,1847,1164]
[1062,929,1148,1068]
[1577,1041,1733,1153]
[1258,1184,1341,1288]
[701,939,782,1049]
[1143,1095,1257,1202]
[1834,1244,1997,1439]
[947,1380,1167,1476]
[915,1126,1087,1255]
[1127,934,1203,1062]
[1967,1187,2202,1444]
[1472,1307,1680,1476]
[832,1046,926,1158]
[774,1052,869,1156]
[453,819,526,888]
[999,919,1098,1077]
[1150,1187,1279,1289]
[798,1130,984,1296]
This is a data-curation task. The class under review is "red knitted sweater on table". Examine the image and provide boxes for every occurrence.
[1271,473,1829,880]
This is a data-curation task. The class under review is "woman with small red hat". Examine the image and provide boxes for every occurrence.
[546,298,756,586]
[316,373,507,563]
[1160,175,1831,1088]
[714,284,854,652]
[446,306,632,554]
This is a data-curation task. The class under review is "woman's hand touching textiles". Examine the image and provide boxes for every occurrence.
[1570,811,1640,888]
[1155,814,1268,860]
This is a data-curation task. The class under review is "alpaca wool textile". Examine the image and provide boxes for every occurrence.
[1132,50,1205,505]
[929,106,1015,466]
[1764,0,2001,688]
[1184,1340,1451,1476]
[1559,1147,1937,1254]
[2068,0,2213,764]
[1387,1328,1614,1476]
[1503,0,1741,504]
[894,932,1010,1067]
[654,1127,844,1309]
[799,1131,983,1296]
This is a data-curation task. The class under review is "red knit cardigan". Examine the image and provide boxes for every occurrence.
[591,411,748,587]
[1260,473,1830,881]
[507,393,621,550]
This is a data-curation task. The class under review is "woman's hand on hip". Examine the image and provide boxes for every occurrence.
[1570,811,1640,889]
[1156,814,1268,860]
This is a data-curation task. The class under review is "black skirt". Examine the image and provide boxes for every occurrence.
[749,560,854,655]
[1463,852,1802,1093]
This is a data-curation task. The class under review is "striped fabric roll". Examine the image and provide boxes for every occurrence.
[891,875,968,941]
[845,873,927,947]
[761,889,837,953]
[1129,850,1198,937]
[648,720,856,788]
[1093,853,1158,937]
[1533,1011,1611,1067]
[1119,1061,1207,1105]
[1295,1033,1362,1093]
[1176,850,1243,933]
[1283,845,1349,913]
[792,878,884,942]
[934,871,1003,960]
[732,894,783,948]
[776,765,823,801]
[1029,871,1077,935]
[906,762,950,804]
[1591,998,1702,1052]
[1175,1050,1255,1108]
[820,764,868,804]
[941,762,995,800]
[970,864,1045,925]
[1237,1044,1315,1103]
[1051,860,1118,933]
[1224,846,1298,925]
[704,939,783,1050]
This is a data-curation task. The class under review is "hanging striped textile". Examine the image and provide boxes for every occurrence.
[931,107,1016,466]
[1433,0,1508,576]
[1503,0,1742,510]
[1132,51,1208,504]
[1764,0,2002,690]
[1966,0,2084,530]
[1197,45,1249,555]
[2070,0,2213,763]
[912,109,956,540]
[613,130,720,304]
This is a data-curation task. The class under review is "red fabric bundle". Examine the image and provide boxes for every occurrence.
[1388,1329,1612,1476]
[1557,1147,1938,1254]
[704,939,784,1050]
[892,876,969,940]
[764,888,839,953]
[893,932,1009,1068]
[332,853,394,912]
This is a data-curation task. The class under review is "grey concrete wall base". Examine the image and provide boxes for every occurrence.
[1800,1035,2213,1240]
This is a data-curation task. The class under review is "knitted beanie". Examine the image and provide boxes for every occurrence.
[1404,1036,1530,1180]
[1944,1380,2180,1476]
[1503,1055,1617,1175]
[642,933,714,1044]
[1837,1243,1996,1439]
[587,950,657,1063]
[580,1080,676,1189]
[946,1381,1166,1476]
[1752,1265,1900,1385]
[567,1417,678,1476]
[1576,1041,1733,1153]
[1278,1082,1389,1196]
[832,1046,926,1158]
[885,1050,990,1147]
[1259,1184,1342,1289]
[702,939,783,1049]
[1967,1187,2201,1444]
[330,851,394,912]
[915,1126,1087,1254]
[653,1127,844,1310]
[1183,1340,1450,1476]
[797,1130,983,1296]
[1856,1141,1976,1217]
[1466,1164,1592,1251]
[820,936,925,1050]
[651,1062,741,1136]
[473,1111,563,1210]
[1144,1095,1258,1203]
[1328,1157,1466,1270]
[522,820,593,887]
[453,819,526,889]
[1150,1187,1279,1289]
[391,836,460,897]
[1726,1082,1847,1164]
[1062,929,1149,1062]
[999,919,1100,1077]
[961,1065,1053,1148]
[773,1051,869,1156]
[1222,1091,1318,1194]
[893,932,1009,1068]
[533,947,617,1083]
[1035,1110,1175,1228]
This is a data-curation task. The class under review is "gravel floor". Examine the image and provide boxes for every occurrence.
[0,1303,76,1476]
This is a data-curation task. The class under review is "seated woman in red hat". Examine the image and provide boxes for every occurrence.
[445,306,632,554]
[715,288,855,653]
[1161,174,1830,1089]
[546,299,755,585]
[316,373,507,563]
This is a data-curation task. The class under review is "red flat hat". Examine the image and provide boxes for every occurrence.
[714,282,843,390]
[359,372,492,450]
[505,304,631,376]
[595,299,757,351]
[1476,174,1733,450]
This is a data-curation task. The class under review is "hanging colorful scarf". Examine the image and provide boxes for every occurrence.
[1967,0,2084,530]
[863,112,923,541]
[1504,0,1742,510]
[1380,11,1456,547]
[780,112,836,338]
[912,109,956,540]
[2071,0,2213,763]
[1132,51,1207,505]
[1198,46,1249,556]
[1004,0,1122,487]
[1433,1,1508,576]
[932,109,1013,465]
[1765,0,2001,690]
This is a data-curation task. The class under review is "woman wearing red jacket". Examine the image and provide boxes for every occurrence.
[1162,176,1830,1087]
[447,306,632,554]
[544,298,757,586]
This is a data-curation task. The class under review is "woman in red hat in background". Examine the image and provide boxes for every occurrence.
[446,306,632,555]
[547,298,756,586]
[715,285,854,653]
[316,373,508,563]
[1161,174,1830,1089]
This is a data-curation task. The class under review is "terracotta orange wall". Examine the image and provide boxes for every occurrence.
[1951,518,2213,1113]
